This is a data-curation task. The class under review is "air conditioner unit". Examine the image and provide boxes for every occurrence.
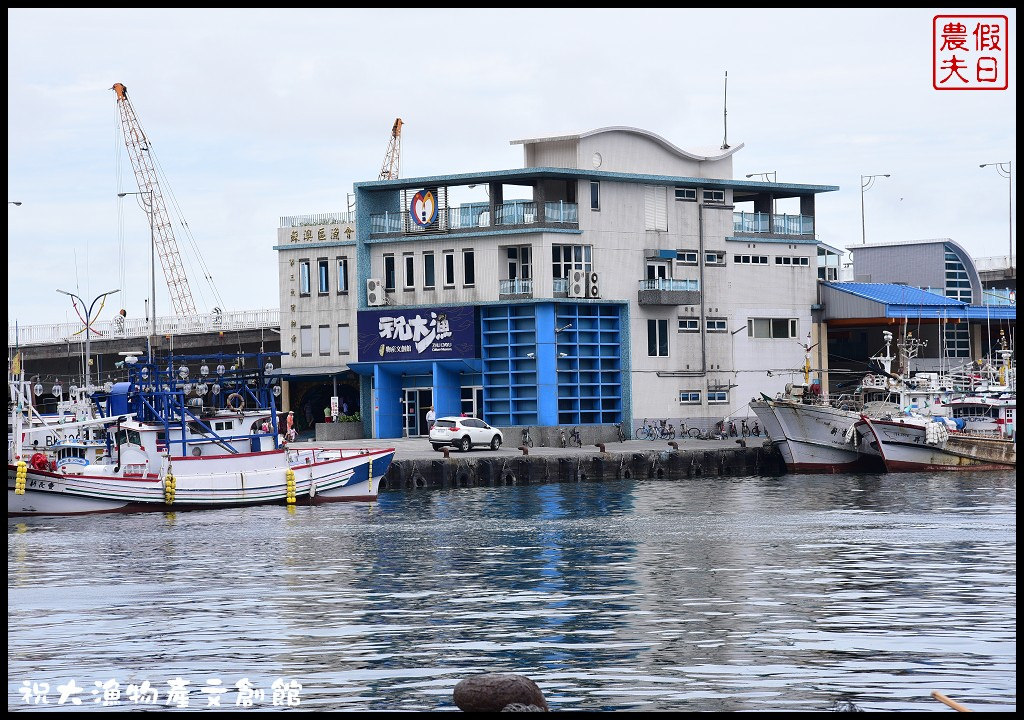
[586,271,600,298]
[366,278,386,307]
[568,269,586,298]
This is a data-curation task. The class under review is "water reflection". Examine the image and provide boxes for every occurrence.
[8,472,1015,712]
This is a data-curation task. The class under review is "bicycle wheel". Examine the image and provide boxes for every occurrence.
[688,427,702,438]
[635,427,649,440]
[617,426,626,442]
[665,431,676,440]
[742,427,751,438]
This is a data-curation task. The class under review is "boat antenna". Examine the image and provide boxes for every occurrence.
[720,70,730,150]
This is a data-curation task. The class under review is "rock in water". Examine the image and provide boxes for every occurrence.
[453,673,549,712]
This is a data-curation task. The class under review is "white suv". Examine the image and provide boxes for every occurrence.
[429,416,503,452]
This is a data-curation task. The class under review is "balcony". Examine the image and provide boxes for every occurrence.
[733,212,815,236]
[370,200,578,236]
[638,278,701,306]
[498,278,534,299]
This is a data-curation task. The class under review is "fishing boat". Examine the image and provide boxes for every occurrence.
[8,351,394,516]
[751,331,969,474]
[855,341,1015,472]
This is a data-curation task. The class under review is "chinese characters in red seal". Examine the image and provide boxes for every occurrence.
[934,15,1009,90]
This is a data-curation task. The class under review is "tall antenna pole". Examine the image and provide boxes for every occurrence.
[721,71,730,150]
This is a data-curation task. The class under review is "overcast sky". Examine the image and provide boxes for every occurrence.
[7,8,1017,328]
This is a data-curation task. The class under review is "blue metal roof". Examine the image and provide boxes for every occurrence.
[825,283,965,306]
[825,283,1016,320]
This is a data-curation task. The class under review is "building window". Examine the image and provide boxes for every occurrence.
[704,189,725,203]
[678,318,699,333]
[676,250,698,265]
[337,256,349,293]
[383,253,396,292]
[299,260,310,296]
[552,244,593,279]
[443,250,455,287]
[463,248,475,286]
[706,318,728,333]
[590,180,600,210]
[423,252,435,289]
[648,318,669,357]
[299,326,312,356]
[944,245,973,303]
[338,324,350,355]
[775,256,810,266]
[507,245,531,280]
[317,258,329,294]
[644,185,668,231]
[708,390,729,404]
[705,251,726,266]
[734,254,769,265]
[943,324,970,358]
[679,391,701,404]
[674,187,697,201]
[646,261,668,280]
[403,253,415,290]
[748,317,798,339]
[319,325,331,355]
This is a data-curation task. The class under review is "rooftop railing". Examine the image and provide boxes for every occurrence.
[279,211,354,228]
[370,201,578,235]
[733,212,815,236]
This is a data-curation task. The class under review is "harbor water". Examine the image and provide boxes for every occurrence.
[8,471,1016,712]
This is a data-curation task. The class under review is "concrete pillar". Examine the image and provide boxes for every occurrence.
[432,362,461,419]
[373,365,403,439]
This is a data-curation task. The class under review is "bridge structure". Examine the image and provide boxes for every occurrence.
[8,309,282,400]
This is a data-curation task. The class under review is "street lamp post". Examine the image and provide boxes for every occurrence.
[980,161,1013,270]
[860,174,891,244]
[118,190,157,354]
[56,288,120,389]
[745,171,777,218]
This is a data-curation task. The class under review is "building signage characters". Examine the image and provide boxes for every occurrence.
[357,306,476,362]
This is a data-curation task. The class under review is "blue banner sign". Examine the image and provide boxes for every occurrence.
[358,306,477,362]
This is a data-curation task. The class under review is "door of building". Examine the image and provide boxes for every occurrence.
[403,388,433,436]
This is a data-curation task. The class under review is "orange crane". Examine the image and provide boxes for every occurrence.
[378,118,403,181]
[112,82,198,316]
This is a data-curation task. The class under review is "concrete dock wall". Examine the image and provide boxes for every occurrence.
[379,444,785,491]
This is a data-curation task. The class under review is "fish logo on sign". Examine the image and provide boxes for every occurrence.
[410,190,437,227]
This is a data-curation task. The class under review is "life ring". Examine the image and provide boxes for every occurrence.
[863,374,875,386]
[226,393,245,411]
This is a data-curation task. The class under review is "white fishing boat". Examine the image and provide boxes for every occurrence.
[9,351,394,516]
[751,331,960,474]
[855,340,1015,472]
[856,413,1015,472]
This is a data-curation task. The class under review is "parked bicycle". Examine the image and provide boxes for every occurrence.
[635,418,658,440]
[569,426,583,447]
[655,419,676,440]
[741,418,759,437]
[521,426,534,448]
[559,427,568,448]
[615,422,627,443]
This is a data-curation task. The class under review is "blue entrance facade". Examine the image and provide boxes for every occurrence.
[351,301,627,438]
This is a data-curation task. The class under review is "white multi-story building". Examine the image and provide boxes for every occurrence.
[276,127,843,439]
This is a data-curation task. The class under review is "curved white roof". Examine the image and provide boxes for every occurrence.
[510,126,743,161]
